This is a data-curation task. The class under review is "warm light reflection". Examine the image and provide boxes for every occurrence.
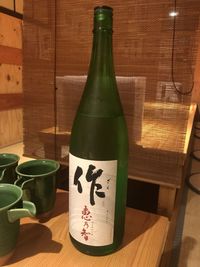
[136,101,190,153]
[169,11,179,17]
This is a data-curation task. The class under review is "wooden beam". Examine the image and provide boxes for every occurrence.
[157,186,177,218]
[0,93,23,110]
[0,7,23,19]
[0,45,22,65]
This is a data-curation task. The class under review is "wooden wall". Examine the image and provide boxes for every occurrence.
[0,0,23,13]
[0,12,23,147]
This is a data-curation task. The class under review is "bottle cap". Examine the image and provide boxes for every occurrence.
[94,6,113,14]
[94,6,113,31]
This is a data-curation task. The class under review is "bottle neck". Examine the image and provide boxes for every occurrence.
[77,9,124,117]
[87,28,115,78]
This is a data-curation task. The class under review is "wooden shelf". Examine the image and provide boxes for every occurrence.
[8,190,169,267]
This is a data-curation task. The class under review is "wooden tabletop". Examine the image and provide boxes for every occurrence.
[7,190,169,267]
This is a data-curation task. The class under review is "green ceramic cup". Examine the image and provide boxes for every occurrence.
[0,183,36,266]
[15,159,60,217]
[0,153,20,184]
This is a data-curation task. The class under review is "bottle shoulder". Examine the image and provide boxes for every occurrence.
[70,113,128,160]
[77,78,124,117]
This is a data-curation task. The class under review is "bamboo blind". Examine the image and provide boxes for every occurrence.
[23,0,200,187]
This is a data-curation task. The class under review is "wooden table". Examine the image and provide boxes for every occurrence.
[7,190,169,267]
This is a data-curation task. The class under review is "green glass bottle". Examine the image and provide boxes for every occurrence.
[69,6,128,256]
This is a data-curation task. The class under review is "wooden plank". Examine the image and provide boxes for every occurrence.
[0,12,22,48]
[0,93,23,111]
[178,187,200,267]
[0,64,22,93]
[7,190,169,267]
[0,0,14,10]
[0,7,23,19]
[160,186,184,267]
[16,0,23,14]
[160,128,194,266]
[0,46,22,65]
[0,109,23,147]
[183,103,197,155]
[0,8,23,148]
[157,186,177,218]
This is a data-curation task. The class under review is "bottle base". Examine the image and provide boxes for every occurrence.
[69,234,122,256]
[0,249,15,266]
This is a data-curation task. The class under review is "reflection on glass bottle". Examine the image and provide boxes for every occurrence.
[69,6,128,256]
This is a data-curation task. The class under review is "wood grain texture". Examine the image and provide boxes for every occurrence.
[0,11,23,147]
[0,109,23,147]
[178,186,200,267]
[0,12,22,48]
[157,186,177,218]
[0,93,23,111]
[0,0,14,10]
[160,187,183,267]
[184,103,197,154]
[8,190,169,267]
[0,64,22,93]
[0,45,22,65]
[16,0,23,14]
[0,0,23,14]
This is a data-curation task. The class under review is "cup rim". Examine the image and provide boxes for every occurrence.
[0,183,22,212]
[0,153,20,168]
[16,159,60,178]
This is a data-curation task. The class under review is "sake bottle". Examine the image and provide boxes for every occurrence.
[69,6,128,255]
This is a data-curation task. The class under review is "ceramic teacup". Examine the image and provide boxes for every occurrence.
[0,183,36,266]
[0,153,20,184]
[15,159,60,218]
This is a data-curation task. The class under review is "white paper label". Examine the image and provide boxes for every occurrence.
[69,153,117,246]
